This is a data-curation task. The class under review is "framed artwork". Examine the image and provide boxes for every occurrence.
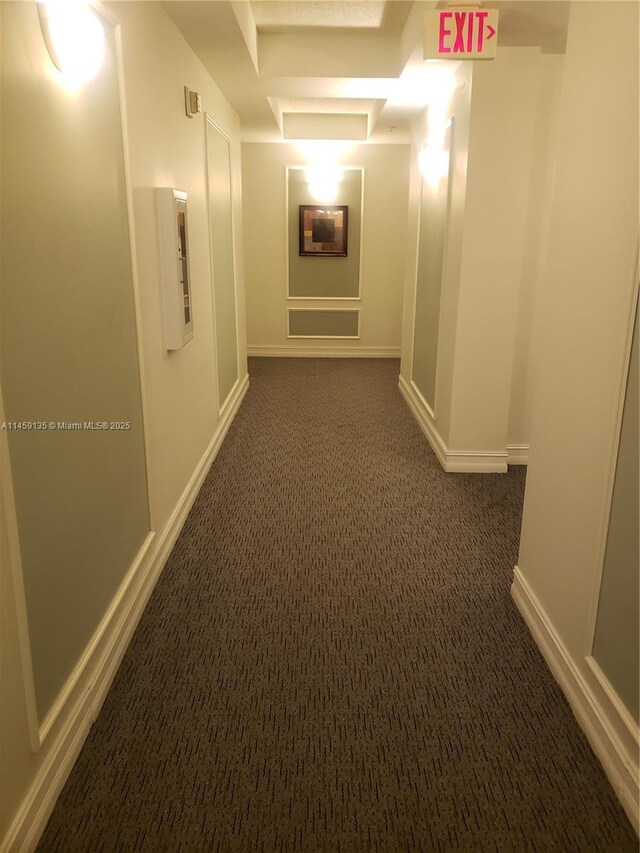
[299,205,348,257]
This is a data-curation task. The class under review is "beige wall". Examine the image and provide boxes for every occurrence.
[402,63,474,449]
[412,124,453,410]
[517,0,638,663]
[450,48,548,453]
[114,2,247,532]
[507,54,564,449]
[1,0,150,722]
[515,0,639,820]
[242,142,410,355]
[0,1,247,844]
[0,396,37,840]
[593,304,639,722]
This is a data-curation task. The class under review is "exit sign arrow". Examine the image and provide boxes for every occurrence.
[425,8,499,61]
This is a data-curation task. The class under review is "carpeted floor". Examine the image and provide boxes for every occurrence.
[38,359,636,852]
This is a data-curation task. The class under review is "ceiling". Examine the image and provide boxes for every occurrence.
[163,1,570,142]
[251,1,413,34]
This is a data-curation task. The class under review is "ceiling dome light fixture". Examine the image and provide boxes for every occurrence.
[38,0,105,88]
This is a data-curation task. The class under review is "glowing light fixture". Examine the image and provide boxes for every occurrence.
[38,1,105,87]
[419,118,451,188]
[306,165,341,203]
[419,143,450,187]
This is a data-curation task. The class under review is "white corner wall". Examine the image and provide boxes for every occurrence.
[399,62,474,466]
[507,53,564,455]
[400,48,562,472]
[450,48,541,457]
[0,3,248,849]
[512,0,639,830]
[242,142,410,357]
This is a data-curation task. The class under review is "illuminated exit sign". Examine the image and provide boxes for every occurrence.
[425,8,499,60]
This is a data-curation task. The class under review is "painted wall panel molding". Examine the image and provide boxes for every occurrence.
[287,166,363,300]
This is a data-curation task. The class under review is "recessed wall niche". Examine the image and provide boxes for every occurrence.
[287,166,363,299]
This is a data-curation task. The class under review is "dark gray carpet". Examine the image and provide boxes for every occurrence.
[38,358,636,852]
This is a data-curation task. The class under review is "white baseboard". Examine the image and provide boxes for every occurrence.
[247,344,400,359]
[511,566,639,834]
[398,375,508,473]
[506,443,530,465]
[398,375,448,469]
[2,374,249,853]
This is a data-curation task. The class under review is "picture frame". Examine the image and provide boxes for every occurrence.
[299,205,348,257]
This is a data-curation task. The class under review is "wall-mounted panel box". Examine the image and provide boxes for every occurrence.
[156,188,194,350]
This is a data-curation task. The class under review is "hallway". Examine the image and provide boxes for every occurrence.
[38,360,635,852]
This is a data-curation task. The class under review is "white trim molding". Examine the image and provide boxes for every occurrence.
[506,443,530,466]
[286,306,360,340]
[247,345,400,359]
[398,375,508,473]
[512,566,640,833]
[1,374,249,853]
[285,295,361,303]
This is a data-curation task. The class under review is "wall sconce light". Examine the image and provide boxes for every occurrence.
[306,165,341,202]
[419,119,452,188]
[38,0,105,88]
[419,144,449,184]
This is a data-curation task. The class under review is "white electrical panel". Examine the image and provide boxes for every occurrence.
[156,188,194,350]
